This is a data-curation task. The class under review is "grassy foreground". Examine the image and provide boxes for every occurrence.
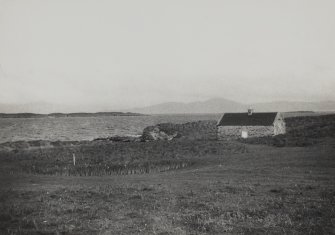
[0,138,335,234]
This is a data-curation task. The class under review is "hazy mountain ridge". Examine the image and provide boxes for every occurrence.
[130,98,335,114]
[130,98,246,114]
[1,98,335,115]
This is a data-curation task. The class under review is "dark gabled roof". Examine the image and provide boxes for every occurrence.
[217,112,278,126]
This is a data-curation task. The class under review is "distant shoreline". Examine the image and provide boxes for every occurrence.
[0,112,146,118]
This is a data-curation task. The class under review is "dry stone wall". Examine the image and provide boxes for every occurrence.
[142,120,217,141]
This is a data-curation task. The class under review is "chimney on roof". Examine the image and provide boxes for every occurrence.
[248,108,253,116]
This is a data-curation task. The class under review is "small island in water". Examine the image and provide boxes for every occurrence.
[0,112,145,118]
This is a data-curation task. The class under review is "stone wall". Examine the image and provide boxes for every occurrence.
[142,120,217,141]
[218,126,275,140]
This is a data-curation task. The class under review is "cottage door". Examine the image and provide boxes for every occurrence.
[241,130,248,138]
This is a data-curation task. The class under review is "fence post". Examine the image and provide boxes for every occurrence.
[73,153,76,166]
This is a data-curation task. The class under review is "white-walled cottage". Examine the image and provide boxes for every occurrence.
[217,109,286,140]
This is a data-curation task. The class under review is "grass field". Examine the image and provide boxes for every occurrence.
[242,114,335,147]
[0,136,334,234]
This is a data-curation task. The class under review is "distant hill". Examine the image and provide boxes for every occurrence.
[129,98,335,114]
[1,98,335,115]
[130,98,246,114]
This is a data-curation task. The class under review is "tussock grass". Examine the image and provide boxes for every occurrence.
[0,139,246,176]
[243,114,335,147]
[0,135,334,233]
[1,177,333,234]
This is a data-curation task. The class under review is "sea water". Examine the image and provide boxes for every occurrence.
[0,114,220,143]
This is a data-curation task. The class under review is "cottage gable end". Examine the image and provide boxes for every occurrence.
[273,112,286,135]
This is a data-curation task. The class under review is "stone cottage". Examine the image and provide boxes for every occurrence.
[217,109,286,139]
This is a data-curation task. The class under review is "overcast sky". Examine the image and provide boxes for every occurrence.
[0,0,334,110]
